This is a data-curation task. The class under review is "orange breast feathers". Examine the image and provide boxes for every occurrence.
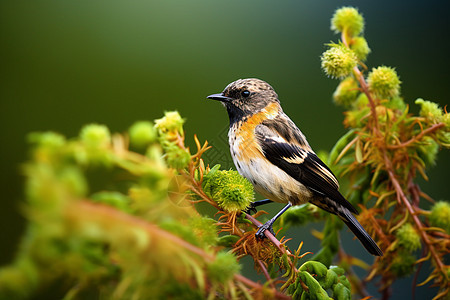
[234,102,280,161]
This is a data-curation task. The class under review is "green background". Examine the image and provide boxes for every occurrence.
[1,1,449,298]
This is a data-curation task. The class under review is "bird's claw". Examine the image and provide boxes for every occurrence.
[255,223,275,239]
[243,203,258,215]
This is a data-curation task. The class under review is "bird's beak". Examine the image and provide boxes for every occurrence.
[207,93,232,102]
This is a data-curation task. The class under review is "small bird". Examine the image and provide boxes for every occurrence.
[207,78,383,256]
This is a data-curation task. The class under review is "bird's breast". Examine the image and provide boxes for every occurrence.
[228,104,313,205]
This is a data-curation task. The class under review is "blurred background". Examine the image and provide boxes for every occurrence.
[1,0,449,298]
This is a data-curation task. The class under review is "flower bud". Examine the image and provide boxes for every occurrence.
[154,111,185,136]
[429,201,450,234]
[202,169,254,213]
[331,7,364,36]
[367,66,401,99]
[415,98,443,123]
[321,44,358,79]
[351,37,370,61]
[333,77,359,107]
[395,223,421,252]
[80,124,111,148]
[129,121,157,148]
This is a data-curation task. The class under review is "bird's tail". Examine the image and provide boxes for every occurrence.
[341,209,383,256]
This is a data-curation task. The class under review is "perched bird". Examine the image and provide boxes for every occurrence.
[207,78,383,256]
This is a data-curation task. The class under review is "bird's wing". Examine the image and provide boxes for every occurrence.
[255,121,358,214]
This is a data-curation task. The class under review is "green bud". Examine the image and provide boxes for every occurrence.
[321,44,358,79]
[390,251,416,277]
[333,77,359,107]
[165,144,191,169]
[202,170,254,213]
[367,66,401,99]
[395,223,421,252]
[354,93,369,108]
[417,136,439,166]
[443,113,450,127]
[27,132,66,162]
[27,132,66,149]
[129,121,157,148]
[80,124,111,148]
[351,36,370,61]
[207,252,241,283]
[429,201,450,234]
[331,7,364,36]
[385,96,407,111]
[155,111,185,135]
[415,98,443,123]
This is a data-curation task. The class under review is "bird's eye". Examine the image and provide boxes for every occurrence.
[241,90,251,97]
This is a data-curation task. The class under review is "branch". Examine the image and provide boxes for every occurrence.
[387,123,445,149]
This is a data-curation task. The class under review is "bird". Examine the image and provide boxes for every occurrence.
[207,78,383,256]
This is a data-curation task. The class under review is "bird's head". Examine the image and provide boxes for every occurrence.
[207,78,279,124]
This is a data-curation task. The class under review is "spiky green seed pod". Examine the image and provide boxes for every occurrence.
[80,124,111,148]
[129,121,157,148]
[321,44,358,79]
[367,66,401,99]
[207,252,241,283]
[429,201,450,234]
[396,223,421,252]
[331,7,364,36]
[202,170,254,213]
[351,36,370,61]
[333,76,359,107]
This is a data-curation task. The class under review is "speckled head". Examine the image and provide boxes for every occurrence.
[207,78,280,125]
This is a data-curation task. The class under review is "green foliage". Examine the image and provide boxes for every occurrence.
[288,262,351,300]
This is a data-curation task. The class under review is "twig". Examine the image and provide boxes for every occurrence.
[387,123,445,149]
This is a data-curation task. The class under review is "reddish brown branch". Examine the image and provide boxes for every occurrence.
[383,155,447,278]
[387,123,445,149]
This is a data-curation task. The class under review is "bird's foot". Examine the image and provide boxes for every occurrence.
[243,199,273,215]
[255,222,276,239]
[243,203,258,215]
